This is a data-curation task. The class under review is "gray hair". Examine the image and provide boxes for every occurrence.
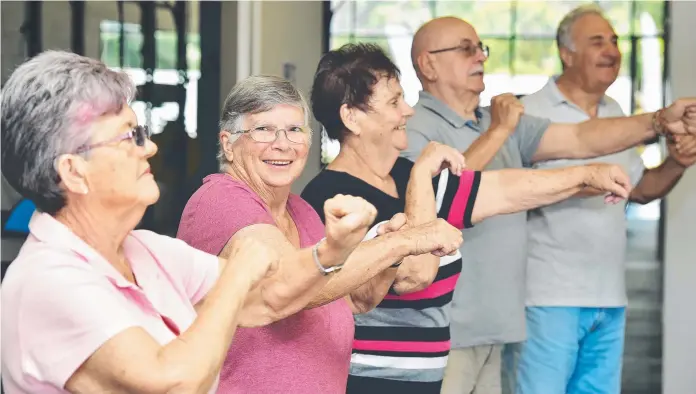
[217,75,311,170]
[556,4,607,66]
[1,50,136,214]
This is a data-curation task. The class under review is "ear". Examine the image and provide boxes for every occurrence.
[55,154,90,195]
[339,104,361,136]
[417,53,437,82]
[559,47,574,69]
[219,131,235,162]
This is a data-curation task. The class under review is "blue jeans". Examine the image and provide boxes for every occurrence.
[515,307,626,394]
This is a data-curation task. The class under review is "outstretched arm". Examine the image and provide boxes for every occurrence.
[470,163,631,223]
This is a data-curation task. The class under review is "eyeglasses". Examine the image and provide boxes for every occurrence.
[232,125,310,144]
[75,125,151,154]
[429,40,490,58]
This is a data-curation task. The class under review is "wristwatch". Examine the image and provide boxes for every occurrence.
[312,238,344,275]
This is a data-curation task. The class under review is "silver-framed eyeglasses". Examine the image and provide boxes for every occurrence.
[232,125,310,144]
[429,39,490,58]
[74,125,151,154]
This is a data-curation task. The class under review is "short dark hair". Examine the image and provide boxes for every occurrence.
[311,43,400,142]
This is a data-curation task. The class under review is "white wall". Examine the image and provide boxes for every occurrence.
[663,2,696,393]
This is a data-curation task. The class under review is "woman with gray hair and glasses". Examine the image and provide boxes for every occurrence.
[0,51,381,394]
[176,74,465,393]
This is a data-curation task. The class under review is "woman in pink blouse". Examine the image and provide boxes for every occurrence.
[0,51,381,394]
[177,75,467,393]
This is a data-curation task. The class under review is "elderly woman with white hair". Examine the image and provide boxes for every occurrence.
[176,75,465,393]
[0,51,385,394]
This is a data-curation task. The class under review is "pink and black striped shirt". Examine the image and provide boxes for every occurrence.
[302,157,480,393]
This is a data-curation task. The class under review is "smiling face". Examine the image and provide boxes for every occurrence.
[350,76,414,154]
[561,13,622,91]
[223,104,310,190]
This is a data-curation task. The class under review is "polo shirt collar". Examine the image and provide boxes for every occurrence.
[417,91,482,129]
[542,75,608,107]
[29,212,137,289]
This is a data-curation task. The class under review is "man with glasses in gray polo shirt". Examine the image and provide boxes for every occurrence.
[402,15,696,394]
[515,6,696,394]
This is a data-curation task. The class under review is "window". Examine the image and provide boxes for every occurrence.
[324,0,668,171]
[99,20,201,138]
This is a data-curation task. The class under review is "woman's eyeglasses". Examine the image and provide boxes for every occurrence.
[232,125,310,144]
[74,125,152,154]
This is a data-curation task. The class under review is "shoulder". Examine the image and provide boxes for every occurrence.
[184,174,264,212]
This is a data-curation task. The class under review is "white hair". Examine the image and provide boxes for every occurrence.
[557,4,607,55]
[1,50,136,214]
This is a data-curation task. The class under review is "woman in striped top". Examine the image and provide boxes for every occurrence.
[302,43,635,393]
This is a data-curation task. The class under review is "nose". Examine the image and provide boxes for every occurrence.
[270,129,291,150]
[143,139,158,158]
[403,102,415,118]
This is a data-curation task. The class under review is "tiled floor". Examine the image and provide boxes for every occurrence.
[622,208,663,394]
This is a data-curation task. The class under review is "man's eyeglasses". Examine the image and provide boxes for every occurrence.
[232,125,310,144]
[429,40,490,58]
[75,125,151,154]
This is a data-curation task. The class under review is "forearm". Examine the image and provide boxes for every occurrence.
[630,158,685,204]
[575,113,656,159]
[346,267,399,314]
[472,166,591,222]
[305,233,411,310]
[156,266,254,393]
[239,247,332,326]
[462,126,513,170]
[394,166,442,294]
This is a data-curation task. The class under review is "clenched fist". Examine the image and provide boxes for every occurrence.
[404,218,464,257]
[661,98,696,136]
[490,93,525,131]
[414,141,466,177]
[582,163,633,204]
[324,194,378,254]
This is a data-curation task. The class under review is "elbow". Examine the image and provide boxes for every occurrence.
[392,270,437,295]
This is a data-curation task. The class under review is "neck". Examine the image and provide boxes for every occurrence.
[423,83,480,120]
[54,201,144,269]
[555,74,606,117]
[225,166,290,218]
[329,138,397,186]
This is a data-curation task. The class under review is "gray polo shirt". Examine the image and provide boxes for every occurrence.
[401,91,550,348]
[521,77,645,308]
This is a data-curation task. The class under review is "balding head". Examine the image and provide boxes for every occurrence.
[411,17,487,101]
[411,17,478,76]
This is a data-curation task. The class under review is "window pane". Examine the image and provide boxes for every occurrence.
[436,0,512,36]
[484,39,513,74]
[633,1,664,35]
[634,37,665,113]
[352,0,430,37]
[514,1,588,37]
[513,39,560,75]
[600,0,632,36]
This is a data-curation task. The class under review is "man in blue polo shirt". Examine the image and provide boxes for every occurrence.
[517,5,696,394]
[401,15,696,394]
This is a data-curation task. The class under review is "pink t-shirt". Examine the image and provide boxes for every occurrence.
[177,173,354,394]
[1,212,220,394]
